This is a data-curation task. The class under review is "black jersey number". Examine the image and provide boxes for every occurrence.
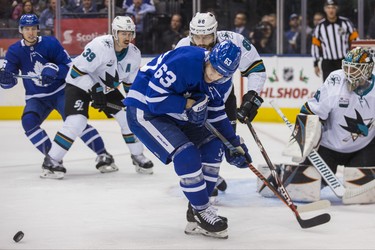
[82,48,96,62]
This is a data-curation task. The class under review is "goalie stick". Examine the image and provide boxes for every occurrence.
[269,100,375,200]
[204,121,331,229]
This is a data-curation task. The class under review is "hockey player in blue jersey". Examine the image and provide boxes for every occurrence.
[175,12,267,196]
[0,14,116,178]
[125,40,252,239]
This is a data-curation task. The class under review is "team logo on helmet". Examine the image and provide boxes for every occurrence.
[209,40,241,77]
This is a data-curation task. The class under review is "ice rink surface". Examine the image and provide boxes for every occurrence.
[0,120,374,249]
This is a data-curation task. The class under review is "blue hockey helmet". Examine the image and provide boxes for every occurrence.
[19,14,39,32]
[209,40,241,77]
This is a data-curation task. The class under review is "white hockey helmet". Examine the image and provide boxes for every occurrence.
[189,12,218,45]
[342,47,374,91]
[112,16,136,40]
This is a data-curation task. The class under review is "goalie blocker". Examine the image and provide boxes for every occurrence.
[257,164,375,204]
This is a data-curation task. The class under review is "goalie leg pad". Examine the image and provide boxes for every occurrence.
[343,166,375,204]
[257,164,322,202]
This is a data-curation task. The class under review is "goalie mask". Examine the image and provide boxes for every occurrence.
[112,16,136,40]
[209,40,241,78]
[342,47,374,91]
[189,12,218,50]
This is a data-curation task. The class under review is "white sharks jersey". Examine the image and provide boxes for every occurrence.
[305,70,375,153]
[66,35,141,93]
[175,31,266,94]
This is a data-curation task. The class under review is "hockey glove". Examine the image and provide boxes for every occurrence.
[186,95,209,126]
[0,69,17,89]
[41,63,59,86]
[90,83,107,112]
[237,90,263,123]
[225,136,252,168]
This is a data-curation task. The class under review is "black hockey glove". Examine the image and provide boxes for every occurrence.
[225,136,252,168]
[0,69,16,89]
[237,90,263,123]
[90,83,107,112]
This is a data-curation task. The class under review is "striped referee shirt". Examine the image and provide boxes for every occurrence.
[311,16,358,65]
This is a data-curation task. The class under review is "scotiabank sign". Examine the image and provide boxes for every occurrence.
[60,18,108,56]
[0,18,108,58]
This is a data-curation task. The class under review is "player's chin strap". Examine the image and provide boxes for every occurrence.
[204,121,331,229]
[270,99,375,201]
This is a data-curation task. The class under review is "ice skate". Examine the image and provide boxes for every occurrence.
[96,152,118,173]
[41,155,66,179]
[131,154,153,174]
[184,203,228,239]
[216,175,227,192]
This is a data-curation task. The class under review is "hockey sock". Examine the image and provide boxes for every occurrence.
[123,133,143,155]
[80,124,106,155]
[202,163,220,196]
[25,126,51,155]
[22,112,51,154]
[174,143,210,210]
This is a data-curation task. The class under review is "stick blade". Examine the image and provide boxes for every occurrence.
[297,213,331,229]
[296,200,331,213]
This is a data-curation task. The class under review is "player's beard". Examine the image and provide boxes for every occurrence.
[116,38,129,50]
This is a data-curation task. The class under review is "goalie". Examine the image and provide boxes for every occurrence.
[259,47,375,204]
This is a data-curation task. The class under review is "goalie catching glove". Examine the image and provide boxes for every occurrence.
[283,114,322,163]
[237,90,263,123]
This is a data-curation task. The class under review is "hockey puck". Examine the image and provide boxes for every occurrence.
[13,231,24,242]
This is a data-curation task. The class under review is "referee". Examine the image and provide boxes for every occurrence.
[311,0,358,81]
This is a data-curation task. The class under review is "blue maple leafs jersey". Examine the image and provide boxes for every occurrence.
[2,36,71,100]
[125,46,236,140]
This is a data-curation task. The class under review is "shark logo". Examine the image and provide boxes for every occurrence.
[327,74,341,86]
[340,109,373,142]
[99,71,120,90]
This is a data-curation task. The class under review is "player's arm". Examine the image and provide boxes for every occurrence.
[235,36,266,123]
[48,37,72,79]
[0,48,20,89]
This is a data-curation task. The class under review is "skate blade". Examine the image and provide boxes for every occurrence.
[184,222,200,235]
[135,165,153,175]
[40,170,64,180]
[98,163,119,173]
[185,223,228,239]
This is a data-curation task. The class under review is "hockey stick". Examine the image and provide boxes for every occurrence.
[14,74,41,80]
[270,100,375,200]
[204,121,331,228]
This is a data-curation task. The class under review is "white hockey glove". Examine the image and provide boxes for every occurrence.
[282,114,322,163]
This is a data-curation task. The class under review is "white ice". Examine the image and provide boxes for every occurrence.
[0,120,374,249]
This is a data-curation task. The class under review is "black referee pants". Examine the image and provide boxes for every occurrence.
[321,59,343,82]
